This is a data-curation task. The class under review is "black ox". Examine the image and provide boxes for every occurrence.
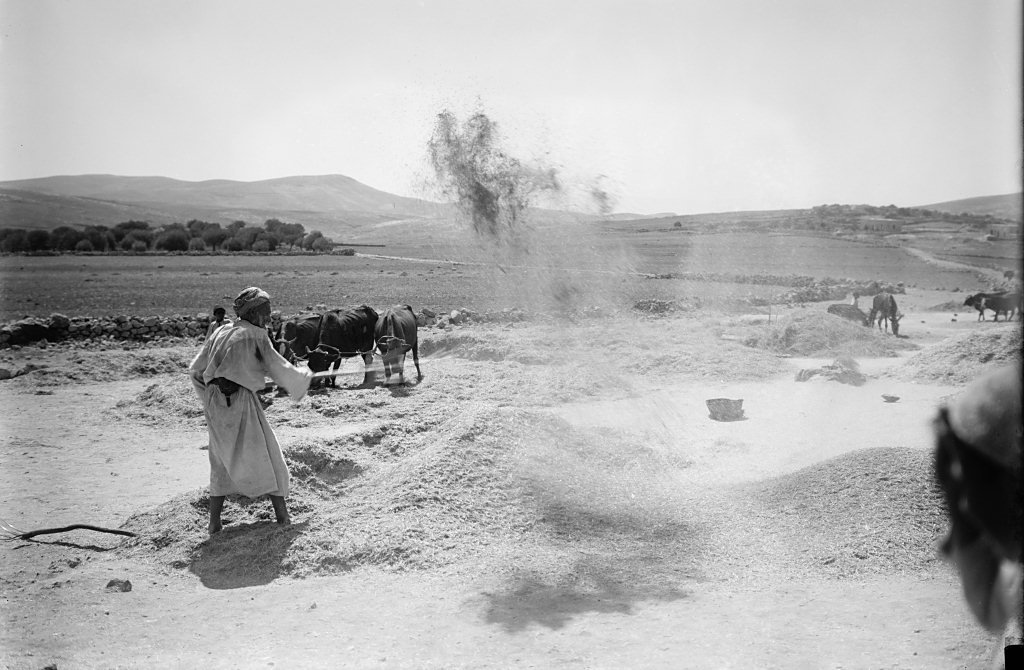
[286,306,379,388]
[963,291,1022,322]
[273,313,322,362]
[374,305,422,386]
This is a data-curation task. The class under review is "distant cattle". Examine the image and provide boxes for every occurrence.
[374,305,422,386]
[867,292,902,335]
[963,292,1007,322]
[827,303,869,326]
[305,305,379,388]
[981,292,1021,322]
[932,362,1021,653]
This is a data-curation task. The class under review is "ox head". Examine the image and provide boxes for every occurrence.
[306,344,342,373]
[266,328,291,360]
[377,335,411,356]
[282,321,299,340]
[891,312,903,336]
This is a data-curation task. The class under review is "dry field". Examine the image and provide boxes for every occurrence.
[0,229,1004,322]
[0,229,1020,669]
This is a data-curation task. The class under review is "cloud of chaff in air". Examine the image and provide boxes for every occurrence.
[588,175,617,216]
[427,109,561,248]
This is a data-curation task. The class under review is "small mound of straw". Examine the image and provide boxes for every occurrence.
[893,325,1021,385]
[741,310,919,357]
[720,447,948,579]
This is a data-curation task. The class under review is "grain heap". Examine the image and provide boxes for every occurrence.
[893,325,1022,385]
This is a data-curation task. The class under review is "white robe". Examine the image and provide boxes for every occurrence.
[189,320,312,497]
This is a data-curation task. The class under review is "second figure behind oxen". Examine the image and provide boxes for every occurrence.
[275,305,379,388]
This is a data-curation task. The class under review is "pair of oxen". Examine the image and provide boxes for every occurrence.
[964,291,1023,322]
[271,304,422,387]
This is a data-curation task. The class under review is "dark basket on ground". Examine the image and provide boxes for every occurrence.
[706,398,745,421]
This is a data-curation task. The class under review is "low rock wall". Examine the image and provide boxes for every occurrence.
[0,312,287,348]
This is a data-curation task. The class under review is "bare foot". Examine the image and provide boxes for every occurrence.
[208,522,222,536]
[276,515,291,527]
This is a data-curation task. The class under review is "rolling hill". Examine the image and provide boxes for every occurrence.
[0,174,452,238]
[0,174,441,215]
[918,192,1021,221]
[1,173,1019,242]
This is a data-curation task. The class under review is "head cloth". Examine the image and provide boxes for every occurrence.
[233,287,271,319]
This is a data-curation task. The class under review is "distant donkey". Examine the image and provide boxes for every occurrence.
[868,292,902,335]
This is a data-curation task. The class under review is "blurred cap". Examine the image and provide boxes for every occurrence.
[947,361,1022,471]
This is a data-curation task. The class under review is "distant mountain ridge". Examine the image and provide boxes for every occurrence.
[1,174,1018,237]
[0,174,455,238]
[0,173,446,215]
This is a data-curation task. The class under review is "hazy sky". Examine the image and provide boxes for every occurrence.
[1,0,1020,214]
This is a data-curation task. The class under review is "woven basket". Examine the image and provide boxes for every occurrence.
[706,398,744,421]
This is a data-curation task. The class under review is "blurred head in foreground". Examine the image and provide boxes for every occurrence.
[933,361,1021,633]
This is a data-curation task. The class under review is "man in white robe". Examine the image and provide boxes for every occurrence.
[189,287,312,535]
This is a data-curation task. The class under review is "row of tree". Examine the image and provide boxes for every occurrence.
[0,219,335,253]
[810,203,1015,226]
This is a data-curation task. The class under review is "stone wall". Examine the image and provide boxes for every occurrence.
[0,312,286,348]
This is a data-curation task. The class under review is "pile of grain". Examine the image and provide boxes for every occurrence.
[711,447,949,580]
[109,378,205,427]
[741,310,919,357]
[118,405,542,578]
[116,403,715,590]
[893,325,1021,385]
[2,344,193,388]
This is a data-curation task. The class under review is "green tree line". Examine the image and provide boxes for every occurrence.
[0,219,335,253]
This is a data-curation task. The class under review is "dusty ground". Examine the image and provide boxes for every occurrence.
[0,289,1017,669]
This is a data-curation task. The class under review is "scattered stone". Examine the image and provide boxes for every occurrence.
[795,360,867,386]
[634,299,675,314]
[706,398,745,421]
[104,578,132,592]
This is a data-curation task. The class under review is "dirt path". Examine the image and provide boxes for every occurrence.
[0,308,1006,669]
[901,246,1008,284]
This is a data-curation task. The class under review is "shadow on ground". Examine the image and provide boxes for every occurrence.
[189,521,307,589]
[481,562,690,632]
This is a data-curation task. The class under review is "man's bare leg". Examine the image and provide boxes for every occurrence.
[270,495,290,526]
[208,495,225,535]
